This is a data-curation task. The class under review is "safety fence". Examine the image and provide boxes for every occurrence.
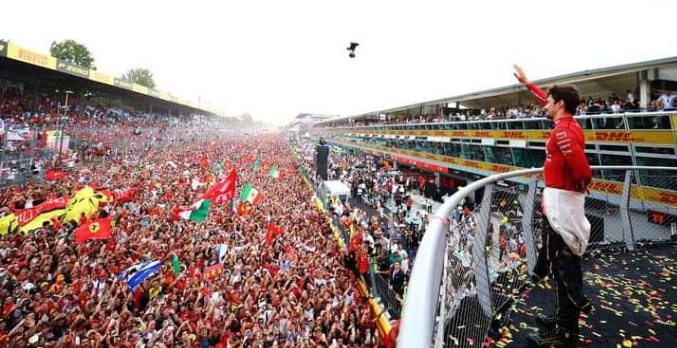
[398,166,677,348]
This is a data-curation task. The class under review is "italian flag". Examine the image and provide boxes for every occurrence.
[177,199,211,222]
[240,183,262,206]
[269,166,279,179]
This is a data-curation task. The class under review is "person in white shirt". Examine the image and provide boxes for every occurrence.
[24,196,34,209]
[657,92,675,110]
[626,90,635,104]
[610,100,622,113]
[400,252,410,274]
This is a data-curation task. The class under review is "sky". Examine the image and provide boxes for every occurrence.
[3,0,677,125]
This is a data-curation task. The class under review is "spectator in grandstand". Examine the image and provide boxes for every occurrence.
[515,65,593,347]
[656,90,676,110]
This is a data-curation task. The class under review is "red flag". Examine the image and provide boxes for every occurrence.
[45,169,68,181]
[113,187,138,203]
[98,189,114,203]
[199,155,209,169]
[75,217,112,244]
[264,223,285,245]
[204,264,223,280]
[204,169,237,204]
[236,201,251,217]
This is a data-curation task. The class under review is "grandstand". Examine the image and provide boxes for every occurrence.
[308,56,677,347]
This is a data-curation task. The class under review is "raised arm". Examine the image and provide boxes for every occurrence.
[514,65,547,107]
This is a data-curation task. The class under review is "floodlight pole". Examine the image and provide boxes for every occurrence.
[57,91,73,165]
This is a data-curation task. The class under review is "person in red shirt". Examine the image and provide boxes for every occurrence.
[356,245,369,279]
[515,65,592,348]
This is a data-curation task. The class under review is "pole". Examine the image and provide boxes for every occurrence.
[58,91,72,166]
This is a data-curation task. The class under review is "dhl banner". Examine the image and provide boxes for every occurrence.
[334,140,677,207]
[336,128,677,145]
[589,180,677,206]
[89,70,115,85]
[7,42,57,70]
[585,130,674,145]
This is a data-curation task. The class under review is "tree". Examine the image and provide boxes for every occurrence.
[119,68,156,89]
[50,40,95,68]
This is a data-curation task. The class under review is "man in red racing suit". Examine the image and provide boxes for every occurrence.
[515,65,592,348]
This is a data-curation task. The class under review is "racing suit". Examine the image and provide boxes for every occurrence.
[527,83,592,338]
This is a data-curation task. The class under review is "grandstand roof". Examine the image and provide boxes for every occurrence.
[295,113,337,120]
[0,40,219,116]
[314,55,677,126]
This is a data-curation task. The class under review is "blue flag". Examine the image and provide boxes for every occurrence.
[119,260,162,291]
[216,244,228,264]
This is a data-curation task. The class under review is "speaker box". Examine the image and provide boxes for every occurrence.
[315,144,329,180]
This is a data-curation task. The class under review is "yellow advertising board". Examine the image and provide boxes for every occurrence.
[0,41,215,114]
[586,130,674,145]
[88,70,114,85]
[333,139,677,207]
[7,42,57,69]
[347,128,674,145]
[132,84,149,94]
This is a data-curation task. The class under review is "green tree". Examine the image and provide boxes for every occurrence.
[120,68,156,89]
[50,40,95,68]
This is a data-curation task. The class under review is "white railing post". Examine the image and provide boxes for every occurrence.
[472,183,494,318]
[620,170,635,251]
[521,176,539,274]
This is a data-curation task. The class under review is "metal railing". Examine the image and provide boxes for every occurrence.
[398,166,677,348]
[312,110,677,132]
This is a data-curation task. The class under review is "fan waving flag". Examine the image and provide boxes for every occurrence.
[75,217,113,244]
[191,177,207,191]
[119,261,162,291]
[171,254,181,275]
[240,183,262,206]
[264,223,285,245]
[212,160,223,174]
[216,244,228,263]
[204,169,237,205]
[269,166,280,179]
[176,199,211,222]
[45,169,68,181]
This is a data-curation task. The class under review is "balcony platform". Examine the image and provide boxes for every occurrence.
[508,244,677,347]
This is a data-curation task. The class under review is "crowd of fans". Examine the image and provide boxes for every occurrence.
[322,89,677,128]
[0,110,385,347]
[306,145,536,331]
[310,149,438,315]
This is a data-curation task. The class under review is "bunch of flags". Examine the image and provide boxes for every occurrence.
[176,169,238,222]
